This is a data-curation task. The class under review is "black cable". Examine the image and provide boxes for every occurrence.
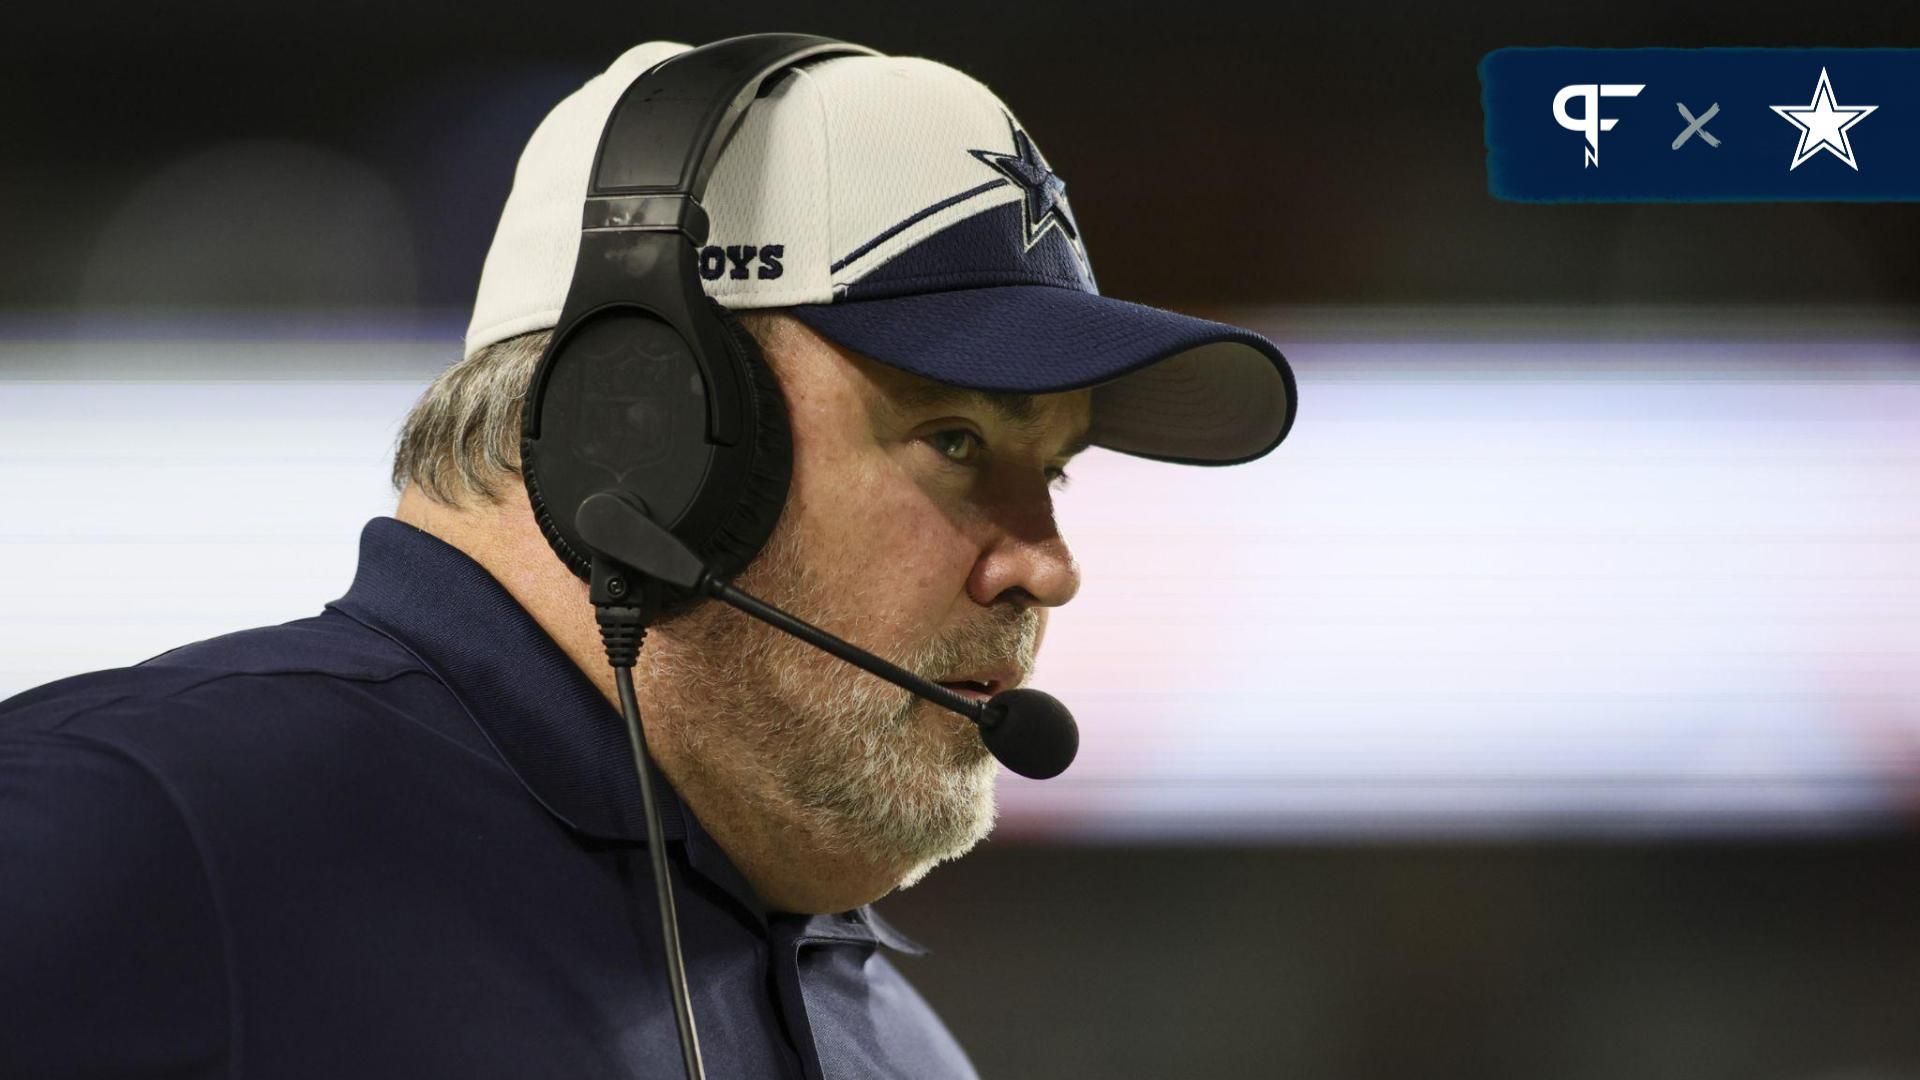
[601,604,707,1080]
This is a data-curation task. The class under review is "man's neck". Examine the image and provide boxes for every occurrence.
[390,485,903,914]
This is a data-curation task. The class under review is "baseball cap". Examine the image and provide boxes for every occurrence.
[467,40,1297,465]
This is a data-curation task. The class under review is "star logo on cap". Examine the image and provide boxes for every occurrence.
[1770,68,1877,171]
[970,121,1081,251]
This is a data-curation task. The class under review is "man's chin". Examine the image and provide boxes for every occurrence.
[894,855,943,891]
[892,814,993,892]
[847,743,999,894]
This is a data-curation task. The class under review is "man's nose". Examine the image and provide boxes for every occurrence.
[965,481,1082,610]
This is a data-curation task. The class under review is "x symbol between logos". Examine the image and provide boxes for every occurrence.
[1673,102,1721,149]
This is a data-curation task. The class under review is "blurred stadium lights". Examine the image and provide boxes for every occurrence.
[5,307,1916,841]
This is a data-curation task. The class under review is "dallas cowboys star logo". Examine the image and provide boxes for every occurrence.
[1770,68,1877,171]
[969,119,1081,251]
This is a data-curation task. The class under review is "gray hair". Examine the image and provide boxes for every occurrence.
[391,313,783,509]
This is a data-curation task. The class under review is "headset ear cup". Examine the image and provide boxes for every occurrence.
[694,301,794,584]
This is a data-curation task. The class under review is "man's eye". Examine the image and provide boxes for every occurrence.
[927,429,983,464]
[1046,466,1072,490]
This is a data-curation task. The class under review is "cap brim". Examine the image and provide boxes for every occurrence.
[786,286,1297,465]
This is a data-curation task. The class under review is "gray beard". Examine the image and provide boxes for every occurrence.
[646,524,1037,889]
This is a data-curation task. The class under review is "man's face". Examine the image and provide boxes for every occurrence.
[654,314,1090,888]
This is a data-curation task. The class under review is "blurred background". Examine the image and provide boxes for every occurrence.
[4,2,1918,1076]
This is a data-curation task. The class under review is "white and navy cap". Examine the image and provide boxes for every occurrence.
[468,41,1296,465]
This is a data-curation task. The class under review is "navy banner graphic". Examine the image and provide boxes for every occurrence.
[1481,48,1920,202]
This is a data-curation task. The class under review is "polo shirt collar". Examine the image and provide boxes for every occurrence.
[325,517,925,955]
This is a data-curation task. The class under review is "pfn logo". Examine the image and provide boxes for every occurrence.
[1552,83,1645,167]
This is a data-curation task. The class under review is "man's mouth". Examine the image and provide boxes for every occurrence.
[936,680,993,701]
[932,671,1016,702]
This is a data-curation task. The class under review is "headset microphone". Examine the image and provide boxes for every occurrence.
[576,491,1080,781]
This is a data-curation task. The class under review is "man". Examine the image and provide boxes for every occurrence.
[0,38,1294,1079]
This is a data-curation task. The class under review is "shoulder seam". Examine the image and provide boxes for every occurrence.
[321,604,467,714]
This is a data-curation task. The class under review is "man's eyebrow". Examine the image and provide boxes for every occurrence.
[892,381,1092,458]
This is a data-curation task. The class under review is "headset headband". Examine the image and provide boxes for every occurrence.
[577,35,880,251]
[594,35,878,197]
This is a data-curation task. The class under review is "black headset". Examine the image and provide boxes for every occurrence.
[514,36,886,1080]
[513,39,1075,1079]
[520,34,880,613]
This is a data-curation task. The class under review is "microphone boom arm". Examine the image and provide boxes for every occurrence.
[704,579,989,723]
[576,489,1078,781]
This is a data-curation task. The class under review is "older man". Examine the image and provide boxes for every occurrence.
[0,37,1293,1079]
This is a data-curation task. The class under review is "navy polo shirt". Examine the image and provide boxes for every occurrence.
[0,517,978,1079]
